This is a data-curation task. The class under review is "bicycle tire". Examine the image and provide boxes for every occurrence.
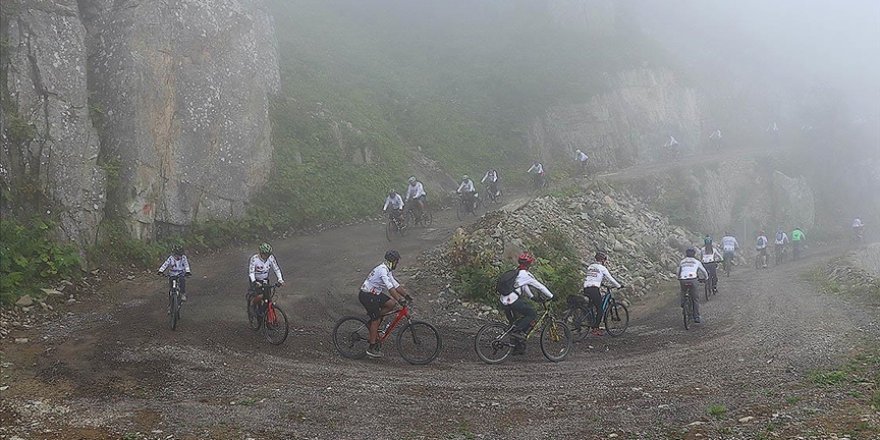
[396,321,441,365]
[424,206,433,226]
[474,322,513,364]
[333,316,370,359]
[682,294,690,330]
[539,320,572,362]
[604,301,629,337]
[456,201,463,221]
[562,304,591,335]
[264,305,289,345]
[385,220,393,241]
[704,281,710,302]
[169,291,179,331]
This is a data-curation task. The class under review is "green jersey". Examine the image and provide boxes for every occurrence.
[791,229,805,241]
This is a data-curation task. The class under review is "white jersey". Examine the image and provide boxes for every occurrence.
[249,254,283,284]
[852,218,863,228]
[700,247,723,264]
[457,179,476,193]
[774,232,788,245]
[527,163,544,174]
[721,236,739,253]
[158,255,190,276]
[405,182,426,201]
[709,129,722,139]
[383,193,404,210]
[360,263,400,295]
[582,263,621,288]
[756,235,769,250]
[678,257,708,281]
[575,151,588,162]
[664,135,679,147]
[481,170,498,184]
[500,269,554,305]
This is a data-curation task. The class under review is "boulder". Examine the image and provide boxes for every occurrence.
[15,295,34,307]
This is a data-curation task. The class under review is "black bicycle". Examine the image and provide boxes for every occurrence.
[385,211,407,241]
[681,280,701,330]
[165,274,188,331]
[774,244,787,266]
[455,193,481,220]
[563,286,629,339]
[405,200,433,227]
[484,184,503,205]
[474,299,572,363]
[247,281,290,345]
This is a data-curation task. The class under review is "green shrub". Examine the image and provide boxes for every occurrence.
[0,218,82,305]
[91,220,166,268]
[707,404,727,418]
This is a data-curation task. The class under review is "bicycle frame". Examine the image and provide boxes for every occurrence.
[503,302,554,340]
[254,283,281,324]
[377,305,411,343]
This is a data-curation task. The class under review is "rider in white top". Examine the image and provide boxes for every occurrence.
[853,218,864,229]
[498,253,554,355]
[248,243,284,310]
[527,162,544,175]
[678,248,708,323]
[575,149,588,163]
[709,129,722,140]
[158,245,192,301]
[383,190,404,211]
[755,231,769,268]
[404,178,426,201]
[456,176,476,194]
[700,237,723,293]
[664,135,679,147]
[481,169,500,198]
[721,233,739,263]
[358,250,410,358]
[582,252,622,335]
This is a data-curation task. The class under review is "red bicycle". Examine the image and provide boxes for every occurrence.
[332,301,441,365]
[247,281,289,345]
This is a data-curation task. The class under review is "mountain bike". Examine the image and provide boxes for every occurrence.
[681,280,701,330]
[247,281,289,345]
[165,274,188,331]
[455,193,480,220]
[333,300,441,365]
[385,210,407,241]
[774,244,787,266]
[562,286,629,340]
[405,200,433,227]
[531,173,548,191]
[484,183,503,205]
[474,299,572,364]
[723,253,733,277]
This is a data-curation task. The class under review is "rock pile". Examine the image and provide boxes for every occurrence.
[437,186,701,302]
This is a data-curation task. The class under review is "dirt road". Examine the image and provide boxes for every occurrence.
[1,196,879,439]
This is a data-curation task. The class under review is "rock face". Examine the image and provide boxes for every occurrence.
[1,0,279,246]
[771,171,815,230]
[528,68,705,167]
[0,0,106,249]
[80,0,279,239]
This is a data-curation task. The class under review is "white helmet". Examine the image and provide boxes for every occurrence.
[408,176,416,184]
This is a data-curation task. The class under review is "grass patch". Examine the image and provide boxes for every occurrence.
[0,218,82,305]
[707,404,727,419]
[809,370,848,386]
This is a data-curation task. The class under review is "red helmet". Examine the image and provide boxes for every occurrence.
[517,252,536,267]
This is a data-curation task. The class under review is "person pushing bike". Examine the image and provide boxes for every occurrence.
[358,250,411,359]
[497,252,555,355]
[582,252,622,336]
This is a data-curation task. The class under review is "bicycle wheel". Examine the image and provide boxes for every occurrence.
[704,281,710,302]
[396,321,441,365]
[474,323,514,364]
[496,189,503,204]
[456,201,464,220]
[246,298,261,331]
[264,305,289,345]
[604,301,629,337]
[539,320,572,362]
[333,316,370,359]
[562,304,591,335]
[169,291,180,331]
[424,206,434,226]
[682,294,691,330]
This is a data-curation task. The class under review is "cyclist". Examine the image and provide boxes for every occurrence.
[456,175,478,213]
[700,237,722,293]
[359,250,411,358]
[383,189,405,226]
[664,135,680,157]
[791,227,806,260]
[404,176,427,223]
[248,243,285,311]
[774,227,789,262]
[721,232,739,270]
[709,128,722,146]
[498,252,555,355]
[852,218,864,242]
[582,251,622,336]
[481,169,500,199]
[157,245,192,302]
[527,161,545,188]
[678,248,709,323]
[755,230,769,268]
[575,149,588,174]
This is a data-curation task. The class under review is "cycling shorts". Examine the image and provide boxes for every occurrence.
[359,290,391,321]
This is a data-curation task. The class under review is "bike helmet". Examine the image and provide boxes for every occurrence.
[595,251,607,262]
[172,244,184,257]
[686,247,696,258]
[389,189,397,196]
[385,249,401,270]
[259,242,272,255]
[408,176,416,184]
[703,235,712,246]
[517,252,536,267]
[462,175,469,181]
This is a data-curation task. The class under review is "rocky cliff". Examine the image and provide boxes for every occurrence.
[527,68,706,167]
[1,0,279,246]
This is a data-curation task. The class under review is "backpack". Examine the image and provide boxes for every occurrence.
[775,232,784,242]
[496,269,519,296]
[757,236,767,247]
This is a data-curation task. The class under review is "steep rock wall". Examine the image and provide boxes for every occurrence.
[0,0,106,250]
[81,0,280,240]
[527,68,705,167]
